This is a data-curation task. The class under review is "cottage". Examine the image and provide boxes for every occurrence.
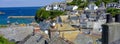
[85,3,98,10]
[84,3,106,21]
[106,2,118,8]
[53,4,59,10]
[66,5,78,11]
[45,2,66,11]
[45,5,52,11]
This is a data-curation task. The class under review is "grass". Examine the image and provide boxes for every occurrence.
[0,36,15,44]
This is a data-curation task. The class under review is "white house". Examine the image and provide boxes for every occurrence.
[46,5,52,11]
[53,5,59,10]
[72,6,78,10]
[106,2,118,8]
[45,2,66,11]
[85,3,98,10]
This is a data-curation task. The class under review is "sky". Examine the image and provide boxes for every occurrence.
[0,0,65,7]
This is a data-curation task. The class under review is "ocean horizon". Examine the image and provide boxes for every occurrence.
[0,7,42,25]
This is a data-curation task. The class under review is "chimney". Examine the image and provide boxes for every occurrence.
[115,14,120,23]
[33,26,40,36]
[102,23,120,44]
[45,40,48,44]
[106,14,113,23]
[102,25,109,44]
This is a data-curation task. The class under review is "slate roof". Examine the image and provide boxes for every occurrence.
[110,39,120,44]
[73,33,93,44]
[49,37,69,44]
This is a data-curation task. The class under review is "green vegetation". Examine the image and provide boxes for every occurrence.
[94,0,119,6]
[67,0,84,5]
[67,0,88,9]
[35,8,65,22]
[36,8,50,20]
[35,0,120,22]
[111,0,118,2]
[0,36,15,44]
[94,0,102,6]
[103,0,118,3]
[102,0,111,4]
[67,0,119,9]
[107,8,120,17]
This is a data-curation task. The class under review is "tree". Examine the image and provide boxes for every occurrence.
[35,8,50,22]
[67,0,88,8]
[50,10,64,19]
[112,0,118,2]
[107,8,120,17]
[94,0,102,6]
[102,0,111,4]
[0,36,15,44]
[35,8,64,22]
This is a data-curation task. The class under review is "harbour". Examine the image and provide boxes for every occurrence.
[0,7,41,25]
[8,16,35,18]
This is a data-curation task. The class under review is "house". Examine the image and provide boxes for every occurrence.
[66,6,73,11]
[99,2,106,9]
[53,4,59,10]
[45,2,66,11]
[85,3,98,10]
[66,5,78,11]
[72,6,78,10]
[45,5,52,11]
[65,5,78,15]
[106,2,118,8]
[39,21,51,31]
[84,3,106,21]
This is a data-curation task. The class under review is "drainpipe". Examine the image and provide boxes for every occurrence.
[48,29,51,39]
[106,14,113,23]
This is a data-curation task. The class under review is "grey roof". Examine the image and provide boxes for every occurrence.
[39,21,51,31]
[110,39,120,44]
[24,35,46,44]
[49,37,69,44]
[66,6,73,11]
[0,26,33,41]
[74,33,93,44]
[69,15,79,20]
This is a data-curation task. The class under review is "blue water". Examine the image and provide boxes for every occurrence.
[0,7,42,25]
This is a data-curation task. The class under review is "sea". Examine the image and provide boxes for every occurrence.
[0,7,42,25]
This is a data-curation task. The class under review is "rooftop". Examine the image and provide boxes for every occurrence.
[0,26,33,41]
